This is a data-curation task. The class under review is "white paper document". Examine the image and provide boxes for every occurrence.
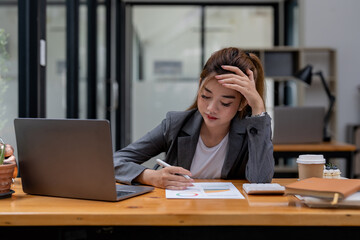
[166,182,244,199]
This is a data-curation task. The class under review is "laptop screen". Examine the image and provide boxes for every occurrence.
[272,106,325,144]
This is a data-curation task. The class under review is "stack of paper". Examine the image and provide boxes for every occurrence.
[300,192,360,208]
[166,182,244,199]
[285,177,360,208]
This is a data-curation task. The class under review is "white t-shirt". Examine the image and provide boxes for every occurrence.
[190,133,229,179]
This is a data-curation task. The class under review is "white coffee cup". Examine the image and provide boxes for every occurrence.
[296,154,325,180]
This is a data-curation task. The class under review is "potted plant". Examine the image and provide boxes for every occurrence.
[0,137,17,196]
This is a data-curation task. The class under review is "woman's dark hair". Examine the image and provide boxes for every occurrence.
[188,47,266,118]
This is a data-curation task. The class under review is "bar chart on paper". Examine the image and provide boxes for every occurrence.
[166,182,244,199]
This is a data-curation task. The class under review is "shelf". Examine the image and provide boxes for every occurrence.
[243,47,337,140]
[274,166,298,173]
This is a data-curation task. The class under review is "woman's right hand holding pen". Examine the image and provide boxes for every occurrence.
[135,167,194,190]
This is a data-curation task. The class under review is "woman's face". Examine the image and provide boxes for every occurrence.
[197,77,242,130]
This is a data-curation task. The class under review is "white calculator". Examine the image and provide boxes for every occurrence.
[242,183,285,195]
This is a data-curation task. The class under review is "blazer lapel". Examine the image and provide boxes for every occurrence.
[221,116,247,178]
[177,111,203,170]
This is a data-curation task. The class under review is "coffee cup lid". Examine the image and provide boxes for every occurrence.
[296,154,325,164]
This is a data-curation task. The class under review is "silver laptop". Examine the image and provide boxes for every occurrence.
[272,106,325,144]
[14,118,153,201]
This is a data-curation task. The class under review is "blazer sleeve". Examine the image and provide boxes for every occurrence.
[113,118,168,185]
[244,114,274,183]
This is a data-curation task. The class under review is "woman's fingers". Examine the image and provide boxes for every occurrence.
[215,67,254,92]
[215,73,251,83]
[167,166,192,178]
[215,65,265,113]
[216,75,253,96]
[163,167,193,183]
[164,179,193,190]
[216,76,250,90]
[246,68,254,81]
[220,83,247,94]
[215,65,255,92]
[160,167,194,189]
[221,65,247,77]
[218,65,255,82]
[217,77,250,89]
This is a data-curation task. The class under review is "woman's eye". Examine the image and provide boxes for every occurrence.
[221,102,232,107]
[201,94,210,99]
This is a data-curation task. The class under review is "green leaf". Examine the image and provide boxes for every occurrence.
[0,144,5,165]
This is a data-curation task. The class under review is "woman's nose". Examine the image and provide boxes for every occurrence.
[207,100,218,113]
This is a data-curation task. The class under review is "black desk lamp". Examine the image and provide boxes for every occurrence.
[294,65,336,142]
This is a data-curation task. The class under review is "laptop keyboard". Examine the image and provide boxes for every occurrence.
[116,190,135,197]
[116,185,135,197]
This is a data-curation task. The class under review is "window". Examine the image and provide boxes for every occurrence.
[132,6,202,140]
[131,4,275,142]
[0,1,18,148]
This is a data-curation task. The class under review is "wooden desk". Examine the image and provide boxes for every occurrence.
[1,179,360,239]
[1,178,360,227]
[274,141,357,178]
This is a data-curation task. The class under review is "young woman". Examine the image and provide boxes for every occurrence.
[114,47,274,189]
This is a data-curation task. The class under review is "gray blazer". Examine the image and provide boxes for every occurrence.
[114,109,274,184]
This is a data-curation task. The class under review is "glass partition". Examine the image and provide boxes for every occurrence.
[46,2,107,120]
[0,2,18,149]
[46,5,67,118]
[132,6,202,141]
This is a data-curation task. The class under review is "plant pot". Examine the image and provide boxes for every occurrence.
[0,162,16,194]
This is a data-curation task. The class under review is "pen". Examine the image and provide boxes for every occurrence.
[156,159,192,179]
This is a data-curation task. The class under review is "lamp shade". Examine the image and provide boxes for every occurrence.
[294,65,313,85]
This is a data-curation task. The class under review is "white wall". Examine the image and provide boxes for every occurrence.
[299,0,360,141]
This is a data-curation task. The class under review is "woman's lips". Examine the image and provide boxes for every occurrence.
[207,114,218,120]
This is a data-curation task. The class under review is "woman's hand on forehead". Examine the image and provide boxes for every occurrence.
[215,65,265,115]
